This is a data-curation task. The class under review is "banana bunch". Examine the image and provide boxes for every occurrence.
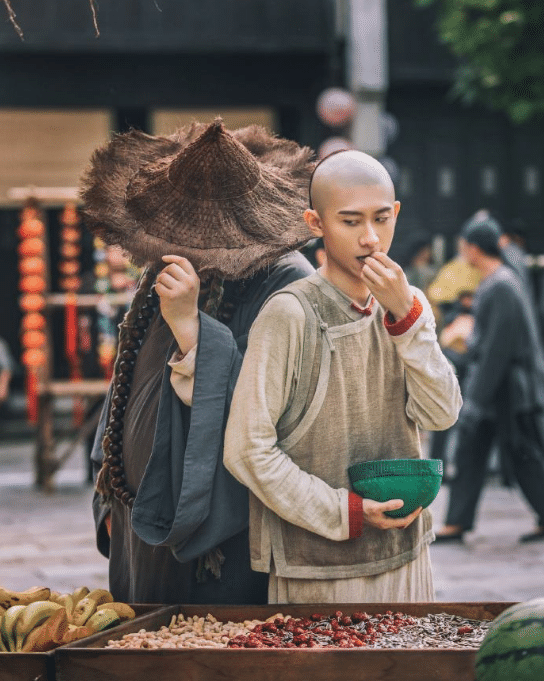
[0,585,136,653]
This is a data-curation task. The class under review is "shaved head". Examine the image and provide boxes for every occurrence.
[310,150,395,215]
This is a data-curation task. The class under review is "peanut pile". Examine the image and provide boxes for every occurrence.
[105,613,265,649]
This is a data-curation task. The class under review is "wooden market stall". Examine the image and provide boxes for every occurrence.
[12,187,136,491]
[34,291,132,492]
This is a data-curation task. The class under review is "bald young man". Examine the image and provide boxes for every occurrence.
[224,150,461,604]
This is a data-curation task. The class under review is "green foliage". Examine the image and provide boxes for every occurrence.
[414,0,544,124]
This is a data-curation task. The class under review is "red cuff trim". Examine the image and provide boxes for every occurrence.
[383,295,423,337]
[348,492,364,539]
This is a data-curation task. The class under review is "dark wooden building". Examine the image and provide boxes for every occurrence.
[0,0,339,379]
[0,0,337,142]
[386,0,544,258]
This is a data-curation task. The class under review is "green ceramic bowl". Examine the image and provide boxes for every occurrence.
[348,459,443,518]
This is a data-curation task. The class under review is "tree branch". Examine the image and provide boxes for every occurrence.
[2,0,24,40]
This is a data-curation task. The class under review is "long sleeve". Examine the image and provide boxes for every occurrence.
[386,289,462,431]
[224,294,352,542]
[462,281,518,415]
[168,345,197,406]
[168,250,315,408]
[90,385,113,558]
[130,252,316,561]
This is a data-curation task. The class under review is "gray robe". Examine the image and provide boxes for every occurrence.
[91,251,314,604]
[462,265,544,448]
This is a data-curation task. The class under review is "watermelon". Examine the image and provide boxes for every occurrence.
[475,598,544,681]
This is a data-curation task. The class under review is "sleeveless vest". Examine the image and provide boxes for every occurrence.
[249,273,434,579]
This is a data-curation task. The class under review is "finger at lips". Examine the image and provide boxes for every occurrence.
[372,251,398,269]
[363,257,389,277]
[361,264,382,286]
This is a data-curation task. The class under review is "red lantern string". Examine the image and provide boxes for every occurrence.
[60,203,84,427]
[17,200,48,425]
[65,292,78,361]
[65,287,84,426]
[25,366,39,424]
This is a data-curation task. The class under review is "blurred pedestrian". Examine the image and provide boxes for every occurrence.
[403,232,437,295]
[0,336,14,409]
[499,218,532,294]
[82,120,315,604]
[426,236,482,331]
[438,290,474,380]
[435,215,544,543]
[428,290,475,468]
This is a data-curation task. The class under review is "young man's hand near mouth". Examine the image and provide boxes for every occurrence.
[360,252,414,321]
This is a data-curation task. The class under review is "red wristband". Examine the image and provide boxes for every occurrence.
[384,296,423,336]
[348,492,364,538]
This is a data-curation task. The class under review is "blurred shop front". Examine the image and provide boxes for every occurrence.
[386,0,544,261]
[0,0,340,385]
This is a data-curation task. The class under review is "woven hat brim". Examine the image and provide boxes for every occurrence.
[80,123,315,279]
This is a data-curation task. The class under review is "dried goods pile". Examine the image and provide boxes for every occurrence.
[0,585,135,652]
[106,613,261,650]
[106,610,490,651]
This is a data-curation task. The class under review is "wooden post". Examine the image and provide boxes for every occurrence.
[35,392,55,491]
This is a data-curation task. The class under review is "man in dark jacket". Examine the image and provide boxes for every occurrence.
[436,215,544,543]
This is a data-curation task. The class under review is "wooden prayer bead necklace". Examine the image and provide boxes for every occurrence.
[101,284,160,507]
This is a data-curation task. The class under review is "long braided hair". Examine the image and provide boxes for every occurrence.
[95,265,230,499]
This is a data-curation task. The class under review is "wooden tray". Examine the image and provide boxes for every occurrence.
[0,604,162,681]
[54,602,514,681]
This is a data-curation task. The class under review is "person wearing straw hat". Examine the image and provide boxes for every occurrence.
[81,119,315,604]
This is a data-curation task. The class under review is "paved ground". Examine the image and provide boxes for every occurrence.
[0,439,109,593]
[1,436,543,603]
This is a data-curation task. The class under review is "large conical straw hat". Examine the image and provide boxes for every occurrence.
[80,119,315,280]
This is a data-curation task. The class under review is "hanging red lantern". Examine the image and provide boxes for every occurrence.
[59,276,82,292]
[18,218,45,240]
[58,260,81,276]
[20,293,46,313]
[19,256,46,276]
[59,202,79,226]
[20,205,40,222]
[61,227,81,243]
[21,312,46,331]
[59,242,81,259]
[19,275,47,294]
[18,237,45,258]
[21,347,47,367]
[21,330,47,349]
